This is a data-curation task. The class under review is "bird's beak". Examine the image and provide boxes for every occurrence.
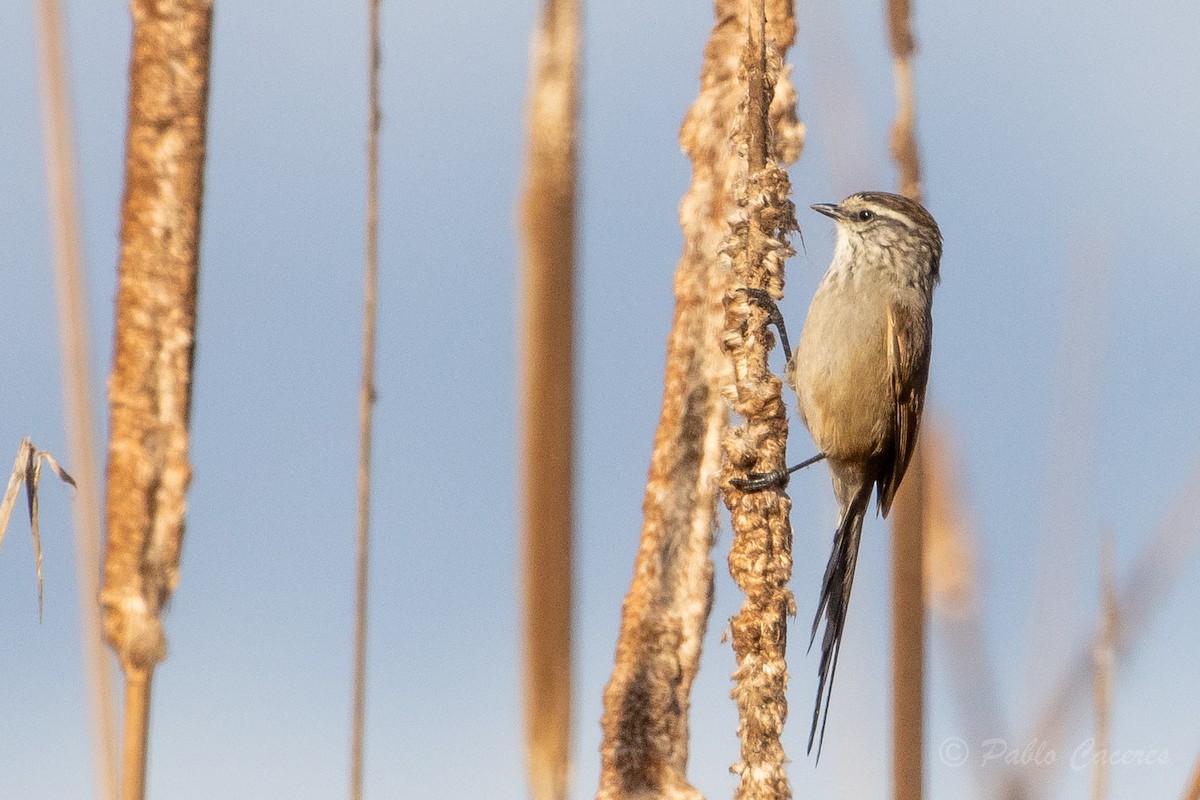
[810,203,843,220]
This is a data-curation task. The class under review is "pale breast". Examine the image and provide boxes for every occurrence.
[789,280,895,462]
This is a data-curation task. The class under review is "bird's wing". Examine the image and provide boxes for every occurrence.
[878,301,930,516]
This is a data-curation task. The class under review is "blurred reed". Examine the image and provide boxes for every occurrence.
[1021,234,1111,736]
[1183,751,1200,800]
[518,0,580,797]
[885,0,927,797]
[31,1,118,794]
[1023,461,1200,797]
[1090,536,1117,800]
[348,1,382,798]
[922,427,1024,799]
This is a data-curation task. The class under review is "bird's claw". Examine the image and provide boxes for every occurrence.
[731,469,789,492]
[738,288,792,363]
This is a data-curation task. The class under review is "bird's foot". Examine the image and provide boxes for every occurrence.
[731,453,827,492]
[739,287,792,363]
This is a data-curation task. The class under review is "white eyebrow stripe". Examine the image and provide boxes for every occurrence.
[872,208,915,228]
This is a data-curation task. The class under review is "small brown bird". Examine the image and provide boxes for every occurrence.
[736,191,942,757]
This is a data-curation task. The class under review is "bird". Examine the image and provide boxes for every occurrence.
[734,191,942,758]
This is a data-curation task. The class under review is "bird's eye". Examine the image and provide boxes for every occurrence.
[856,209,875,222]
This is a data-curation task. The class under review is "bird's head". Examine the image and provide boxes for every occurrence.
[811,192,942,282]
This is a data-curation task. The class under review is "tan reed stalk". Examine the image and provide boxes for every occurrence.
[1182,751,1200,800]
[1091,536,1117,800]
[886,0,922,201]
[100,3,212,798]
[596,0,801,795]
[518,0,580,797]
[921,428,973,621]
[31,2,119,796]
[889,442,925,800]
[1021,235,1110,725]
[348,1,382,798]
[885,1,927,797]
[1023,460,1200,798]
[1016,240,1114,800]
[921,428,1028,800]
[718,2,801,798]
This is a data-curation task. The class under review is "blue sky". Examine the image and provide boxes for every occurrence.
[2,0,1200,797]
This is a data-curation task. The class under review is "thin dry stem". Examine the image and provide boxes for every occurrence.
[1091,536,1116,800]
[922,429,1025,799]
[519,0,579,798]
[1021,235,1111,721]
[887,0,922,203]
[121,668,153,800]
[348,1,382,798]
[922,429,974,619]
[719,2,800,797]
[890,442,925,800]
[1023,460,1200,798]
[1014,235,1113,800]
[597,1,801,796]
[102,2,212,797]
[32,0,119,794]
[885,1,927,797]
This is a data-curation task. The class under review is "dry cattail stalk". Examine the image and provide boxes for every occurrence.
[31,0,119,794]
[1022,460,1200,798]
[100,2,212,798]
[921,429,975,619]
[884,0,927,797]
[1091,536,1117,800]
[719,0,800,797]
[597,1,801,796]
[348,1,382,798]
[519,0,579,798]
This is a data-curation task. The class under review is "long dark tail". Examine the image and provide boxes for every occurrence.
[807,489,870,759]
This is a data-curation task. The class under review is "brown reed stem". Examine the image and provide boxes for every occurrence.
[887,0,922,203]
[921,428,1023,799]
[121,668,153,800]
[1182,751,1200,800]
[101,2,212,797]
[720,2,800,797]
[348,1,382,798]
[885,1,926,796]
[32,1,118,797]
[890,446,925,800]
[1091,536,1116,800]
[519,0,579,797]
